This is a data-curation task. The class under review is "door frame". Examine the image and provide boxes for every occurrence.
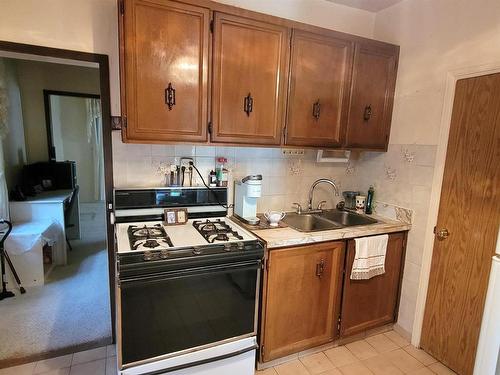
[0,40,116,342]
[412,61,500,346]
[43,90,101,161]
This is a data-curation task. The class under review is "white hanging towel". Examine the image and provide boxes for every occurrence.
[351,234,389,280]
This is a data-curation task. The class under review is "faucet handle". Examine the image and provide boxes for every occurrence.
[317,200,327,210]
[292,203,302,214]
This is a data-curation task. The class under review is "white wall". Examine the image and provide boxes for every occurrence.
[368,0,500,337]
[1,58,27,190]
[14,60,100,163]
[214,0,375,37]
[0,0,120,115]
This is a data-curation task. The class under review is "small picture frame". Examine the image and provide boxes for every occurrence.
[163,208,188,226]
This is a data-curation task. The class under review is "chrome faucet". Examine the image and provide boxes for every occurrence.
[308,178,340,210]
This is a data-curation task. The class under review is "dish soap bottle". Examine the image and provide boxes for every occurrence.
[365,186,375,214]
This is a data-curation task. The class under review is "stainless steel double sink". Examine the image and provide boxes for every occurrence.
[282,209,377,232]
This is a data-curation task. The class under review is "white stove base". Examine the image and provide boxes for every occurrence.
[120,337,257,375]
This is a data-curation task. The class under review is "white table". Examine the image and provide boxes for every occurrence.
[9,189,80,265]
[4,221,65,287]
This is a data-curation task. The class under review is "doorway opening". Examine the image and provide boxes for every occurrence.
[0,42,115,368]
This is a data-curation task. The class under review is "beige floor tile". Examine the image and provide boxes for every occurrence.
[365,334,399,353]
[317,369,342,375]
[106,345,116,358]
[324,347,358,368]
[255,368,278,375]
[362,354,403,375]
[427,362,457,375]
[72,347,107,366]
[34,354,73,374]
[345,340,378,360]
[105,356,117,375]
[69,359,106,375]
[384,331,410,348]
[337,361,374,375]
[407,367,435,375]
[37,369,70,375]
[0,362,36,375]
[274,359,310,375]
[299,352,335,374]
[385,349,425,373]
[403,346,437,366]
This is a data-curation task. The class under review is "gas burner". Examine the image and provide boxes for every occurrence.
[143,239,160,248]
[128,224,173,250]
[193,219,244,243]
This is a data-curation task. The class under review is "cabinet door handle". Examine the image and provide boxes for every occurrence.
[165,83,176,110]
[312,100,321,120]
[244,93,253,116]
[316,259,325,278]
[363,105,372,121]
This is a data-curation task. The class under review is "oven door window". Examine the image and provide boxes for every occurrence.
[119,261,259,365]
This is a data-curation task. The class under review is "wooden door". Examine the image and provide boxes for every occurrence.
[261,242,345,362]
[285,30,353,147]
[122,0,209,143]
[340,232,406,337]
[211,13,289,145]
[344,42,398,150]
[420,73,500,375]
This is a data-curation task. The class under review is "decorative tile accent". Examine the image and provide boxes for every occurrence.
[374,201,413,225]
[385,165,397,181]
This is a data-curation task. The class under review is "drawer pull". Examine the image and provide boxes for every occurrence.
[165,83,176,110]
[316,259,325,278]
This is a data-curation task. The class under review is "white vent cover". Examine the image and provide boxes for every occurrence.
[316,150,351,163]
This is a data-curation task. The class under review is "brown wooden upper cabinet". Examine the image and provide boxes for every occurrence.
[261,242,345,362]
[210,13,289,145]
[344,41,399,150]
[121,0,209,143]
[340,232,406,337]
[285,30,353,147]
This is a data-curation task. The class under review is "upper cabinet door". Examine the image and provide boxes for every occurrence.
[285,30,353,147]
[122,0,209,143]
[211,13,290,145]
[344,42,399,150]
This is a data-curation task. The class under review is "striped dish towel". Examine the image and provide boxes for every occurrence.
[351,234,389,280]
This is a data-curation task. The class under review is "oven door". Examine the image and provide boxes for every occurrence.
[117,258,261,370]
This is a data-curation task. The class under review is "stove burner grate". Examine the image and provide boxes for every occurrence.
[193,219,244,243]
[127,224,173,250]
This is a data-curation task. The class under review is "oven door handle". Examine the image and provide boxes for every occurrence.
[119,260,261,287]
[139,344,258,375]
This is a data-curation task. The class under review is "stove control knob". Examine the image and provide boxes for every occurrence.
[143,251,154,261]
[160,250,169,259]
[237,242,245,250]
[193,247,202,255]
[224,243,232,252]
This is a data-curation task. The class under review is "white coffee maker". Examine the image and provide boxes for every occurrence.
[234,175,262,225]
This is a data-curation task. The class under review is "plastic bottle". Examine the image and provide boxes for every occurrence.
[215,157,228,187]
[365,185,374,214]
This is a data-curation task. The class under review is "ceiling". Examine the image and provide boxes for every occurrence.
[327,0,404,12]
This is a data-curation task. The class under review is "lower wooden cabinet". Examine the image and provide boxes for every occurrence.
[259,232,407,363]
[260,241,345,362]
[340,232,406,337]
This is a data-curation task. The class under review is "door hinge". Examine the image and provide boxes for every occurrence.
[207,121,212,134]
[265,258,270,272]
[119,0,125,15]
[210,19,214,33]
[122,116,127,128]
[337,316,342,332]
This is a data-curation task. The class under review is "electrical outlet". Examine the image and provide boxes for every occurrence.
[282,149,305,156]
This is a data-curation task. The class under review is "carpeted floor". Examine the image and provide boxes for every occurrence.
[0,235,112,367]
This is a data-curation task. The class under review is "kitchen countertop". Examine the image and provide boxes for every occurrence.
[243,214,411,249]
